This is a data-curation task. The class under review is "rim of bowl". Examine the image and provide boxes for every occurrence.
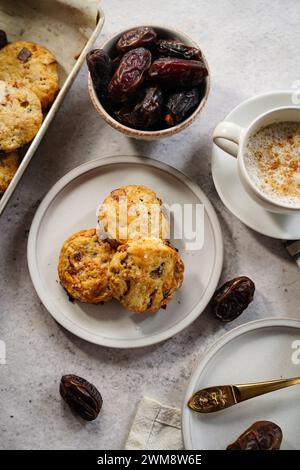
[88,24,211,139]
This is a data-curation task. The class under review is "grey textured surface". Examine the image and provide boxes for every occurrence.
[1,0,300,450]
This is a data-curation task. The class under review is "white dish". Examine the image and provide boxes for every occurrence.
[182,318,300,449]
[212,90,300,239]
[27,156,223,348]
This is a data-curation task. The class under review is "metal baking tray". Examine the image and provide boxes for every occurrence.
[0,0,105,215]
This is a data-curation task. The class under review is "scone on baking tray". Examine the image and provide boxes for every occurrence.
[97,185,169,246]
[0,40,59,110]
[109,238,184,313]
[0,151,20,194]
[0,35,59,196]
[0,80,43,152]
[58,229,114,304]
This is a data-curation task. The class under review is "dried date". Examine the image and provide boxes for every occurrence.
[156,39,202,60]
[0,30,7,50]
[60,374,102,421]
[212,276,255,322]
[112,55,122,72]
[86,49,113,91]
[148,58,207,87]
[165,88,200,126]
[108,47,152,103]
[116,27,157,53]
[115,86,163,129]
[227,421,283,450]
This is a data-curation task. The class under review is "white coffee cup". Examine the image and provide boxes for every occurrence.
[213,106,300,214]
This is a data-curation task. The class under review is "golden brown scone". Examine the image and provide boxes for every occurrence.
[109,238,184,313]
[0,151,20,194]
[97,185,169,246]
[58,229,115,304]
[0,41,58,109]
[0,80,43,152]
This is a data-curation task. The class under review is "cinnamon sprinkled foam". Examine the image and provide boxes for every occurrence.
[245,121,300,207]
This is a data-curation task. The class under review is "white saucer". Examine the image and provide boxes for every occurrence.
[27,156,223,348]
[212,90,300,239]
[182,318,300,450]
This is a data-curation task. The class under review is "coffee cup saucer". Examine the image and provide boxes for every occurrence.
[212,90,300,239]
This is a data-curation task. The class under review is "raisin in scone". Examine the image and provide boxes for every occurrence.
[109,238,184,313]
[0,41,58,109]
[0,151,20,193]
[97,185,169,246]
[0,80,43,152]
[58,229,114,304]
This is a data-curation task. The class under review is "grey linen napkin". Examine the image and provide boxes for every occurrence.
[125,397,183,450]
[284,240,300,268]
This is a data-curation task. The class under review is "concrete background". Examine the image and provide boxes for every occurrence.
[1,0,300,449]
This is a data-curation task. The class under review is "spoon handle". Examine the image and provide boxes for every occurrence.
[235,376,300,402]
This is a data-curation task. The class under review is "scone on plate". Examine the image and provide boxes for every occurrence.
[58,229,114,304]
[0,151,20,193]
[97,185,169,246]
[109,238,184,313]
[0,80,43,152]
[0,41,59,109]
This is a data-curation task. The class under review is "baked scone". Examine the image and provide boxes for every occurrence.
[0,41,59,109]
[0,151,20,193]
[0,80,43,152]
[109,238,184,313]
[58,229,114,304]
[97,185,169,245]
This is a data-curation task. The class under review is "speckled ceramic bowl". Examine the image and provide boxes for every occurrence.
[88,25,211,140]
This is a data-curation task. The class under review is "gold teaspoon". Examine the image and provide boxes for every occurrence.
[188,376,300,413]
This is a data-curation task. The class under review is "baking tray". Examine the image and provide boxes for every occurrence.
[0,0,105,215]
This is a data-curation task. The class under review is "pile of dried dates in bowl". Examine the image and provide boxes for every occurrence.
[86,26,208,131]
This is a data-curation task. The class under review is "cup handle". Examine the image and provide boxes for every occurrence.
[213,121,244,158]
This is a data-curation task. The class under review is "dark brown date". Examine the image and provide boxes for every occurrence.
[86,49,112,91]
[165,88,200,126]
[212,276,255,322]
[0,30,8,49]
[116,27,157,53]
[108,47,152,103]
[227,421,283,450]
[115,86,163,129]
[112,55,122,72]
[156,39,202,60]
[148,58,207,88]
[60,374,102,421]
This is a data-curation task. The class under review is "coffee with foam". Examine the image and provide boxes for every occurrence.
[245,121,300,207]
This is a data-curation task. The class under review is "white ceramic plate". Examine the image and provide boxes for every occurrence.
[27,156,223,348]
[212,90,300,239]
[182,318,300,449]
